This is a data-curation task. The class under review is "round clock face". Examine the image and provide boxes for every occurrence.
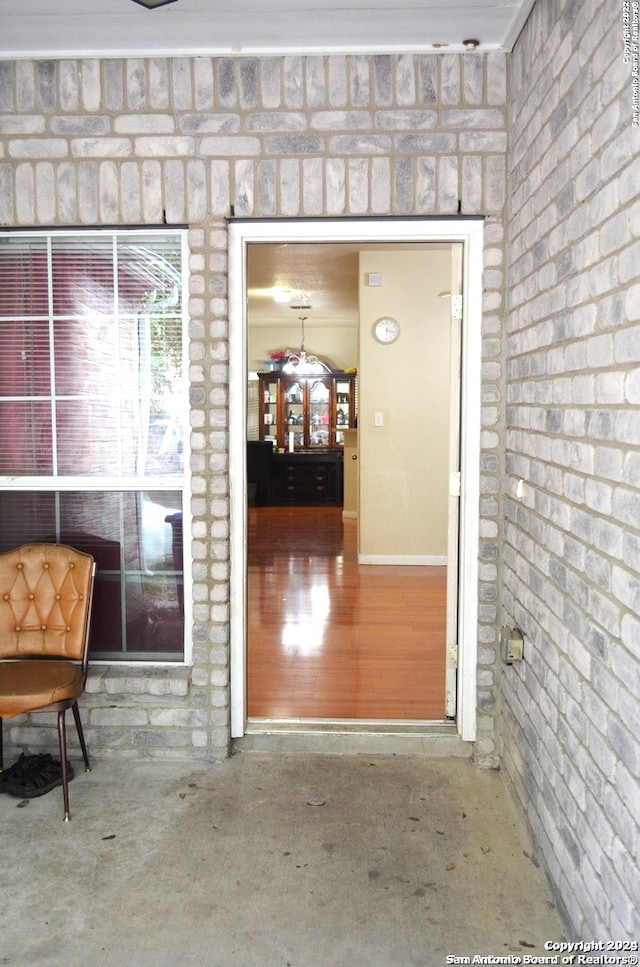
[373,316,401,344]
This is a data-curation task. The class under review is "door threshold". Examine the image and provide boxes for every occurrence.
[234,718,473,757]
[246,717,455,733]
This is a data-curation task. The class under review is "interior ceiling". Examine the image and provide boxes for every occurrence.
[1,0,536,58]
[247,242,450,329]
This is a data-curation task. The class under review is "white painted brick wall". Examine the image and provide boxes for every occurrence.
[0,53,507,764]
[504,0,640,941]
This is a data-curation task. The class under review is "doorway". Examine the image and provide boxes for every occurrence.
[229,218,483,742]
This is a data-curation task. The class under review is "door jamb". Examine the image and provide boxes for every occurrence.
[228,217,483,743]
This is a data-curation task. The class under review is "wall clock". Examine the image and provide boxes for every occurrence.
[373,316,401,344]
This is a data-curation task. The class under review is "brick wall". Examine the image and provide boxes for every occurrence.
[0,54,507,761]
[503,0,640,940]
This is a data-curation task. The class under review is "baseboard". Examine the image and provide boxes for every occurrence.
[357,554,447,565]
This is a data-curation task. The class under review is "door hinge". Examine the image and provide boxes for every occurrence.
[449,471,461,497]
[447,644,459,668]
[451,294,463,320]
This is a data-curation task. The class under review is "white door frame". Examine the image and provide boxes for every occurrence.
[445,243,464,718]
[229,217,483,743]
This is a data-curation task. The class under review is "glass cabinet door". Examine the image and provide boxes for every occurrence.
[308,378,330,448]
[284,380,305,448]
[261,377,279,444]
[259,371,355,450]
[334,379,352,447]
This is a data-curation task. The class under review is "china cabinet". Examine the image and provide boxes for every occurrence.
[257,371,357,505]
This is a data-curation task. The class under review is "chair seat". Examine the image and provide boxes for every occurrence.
[0,660,83,719]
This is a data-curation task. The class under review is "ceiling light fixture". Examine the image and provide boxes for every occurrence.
[282,316,324,375]
[463,38,480,50]
[131,0,178,9]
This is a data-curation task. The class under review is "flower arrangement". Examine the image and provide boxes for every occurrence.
[269,349,289,361]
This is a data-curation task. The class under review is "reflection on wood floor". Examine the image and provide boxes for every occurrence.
[247,505,447,721]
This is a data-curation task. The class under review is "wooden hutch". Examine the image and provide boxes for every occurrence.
[257,368,357,504]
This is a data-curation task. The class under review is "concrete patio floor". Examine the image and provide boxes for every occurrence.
[0,751,566,966]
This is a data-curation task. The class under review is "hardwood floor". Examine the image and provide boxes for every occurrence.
[247,505,447,721]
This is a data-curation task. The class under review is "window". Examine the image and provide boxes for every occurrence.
[0,229,188,662]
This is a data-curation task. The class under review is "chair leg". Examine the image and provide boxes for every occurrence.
[71,701,91,773]
[57,709,71,822]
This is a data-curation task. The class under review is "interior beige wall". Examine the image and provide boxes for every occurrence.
[248,326,358,373]
[358,248,452,561]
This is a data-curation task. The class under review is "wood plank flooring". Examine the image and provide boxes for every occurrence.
[247,505,447,721]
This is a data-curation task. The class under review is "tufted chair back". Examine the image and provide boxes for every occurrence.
[0,543,94,667]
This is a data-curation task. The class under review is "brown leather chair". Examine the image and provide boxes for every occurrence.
[0,543,95,821]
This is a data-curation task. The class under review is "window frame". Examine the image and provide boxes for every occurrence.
[0,227,191,666]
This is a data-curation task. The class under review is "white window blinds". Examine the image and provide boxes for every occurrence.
[0,231,185,481]
[0,230,188,662]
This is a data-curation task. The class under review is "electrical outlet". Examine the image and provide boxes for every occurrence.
[507,637,524,661]
[501,625,524,664]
